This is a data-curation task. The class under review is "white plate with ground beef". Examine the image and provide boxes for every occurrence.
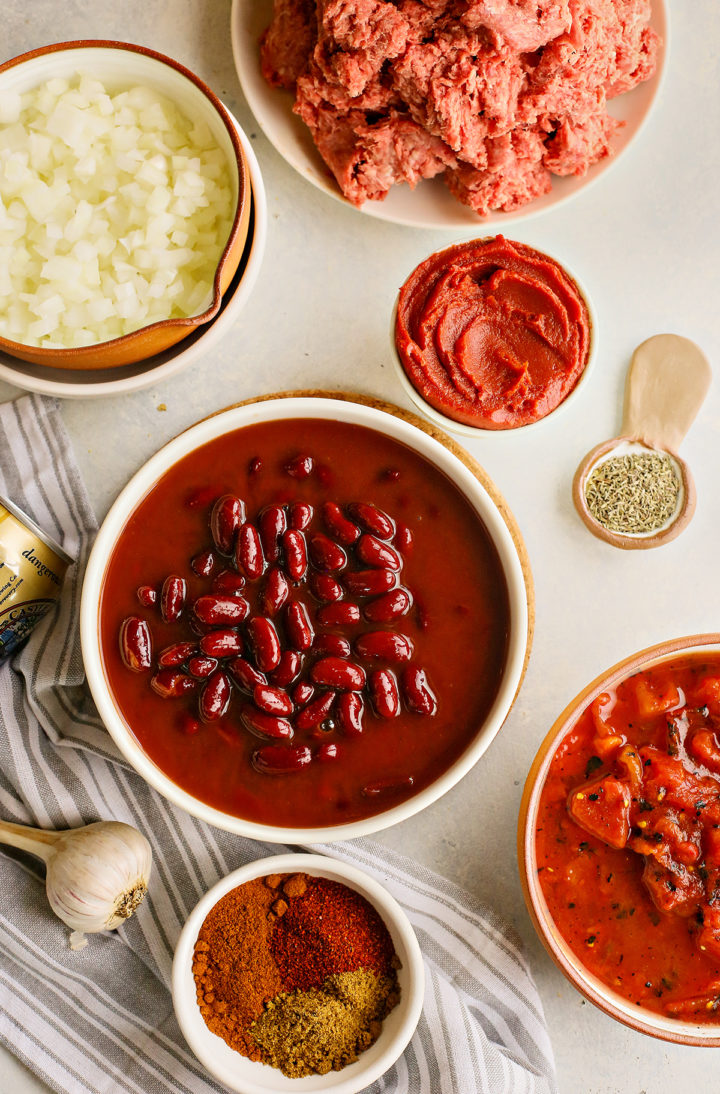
[231,0,667,230]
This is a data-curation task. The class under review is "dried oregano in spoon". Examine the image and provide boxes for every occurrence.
[584,450,681,535]
[0,819,152,949]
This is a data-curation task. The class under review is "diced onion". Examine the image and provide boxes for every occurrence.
[0,75,235,348]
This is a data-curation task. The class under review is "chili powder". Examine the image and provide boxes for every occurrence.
[270,877,396,992]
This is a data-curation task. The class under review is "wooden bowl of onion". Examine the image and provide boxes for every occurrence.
[0,41,251,370]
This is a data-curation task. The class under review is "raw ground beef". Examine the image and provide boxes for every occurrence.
[259,0,660,215]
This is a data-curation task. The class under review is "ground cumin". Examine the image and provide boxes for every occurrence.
[250,968,400,1078]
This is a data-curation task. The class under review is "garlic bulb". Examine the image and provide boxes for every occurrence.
[0,819,152,949]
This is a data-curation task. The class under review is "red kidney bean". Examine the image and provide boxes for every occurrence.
[241,705,294,740]
[252,744,312,774]
[150,668,197,698]
[362,775,414,797]
[401,666,438,715]
[382,468,400,482]
[348,502,395,540]
[355,631,414,662]
[336,692,364,736]
[119,617,153,672]
[199,671,231,721]
[247,616,281,672]
[369,669,400,718]
[394,523,414,554]
[248,713,291,747]
[311,657,366,691]
[292,681,315,707]
[178,712,202,736]
[228,657,267,691]
[363,587,412,623]
[253,684,293,716]
[212,569,246,596]
[263,567,290,616]
[312,634,351,658]
[316,602,361,626]
[259,505,287,563]
[295,691,336,730]
[322,502,360,545]
[248,456,262,476]
[236,522,265,580]
[199,629,244,658]
[158,641,197,668]
[309,571,344,603]
[316,742,339,763]
[161,575,186,623]
[282,529,308,581]
[191,549,215,577]
[356,534,401,572]
[270,650,303,688]
[136,585,157,607]
[210,494,245,554]
[285,454,313,479]
[285,601,314,651]
[344,569,396,596]
[187,655,219,678]
[288,501,313,530]
[308,533,347,573]
[193,595,249,626]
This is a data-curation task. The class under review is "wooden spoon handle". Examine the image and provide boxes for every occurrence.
[0,820,60,862]
[622,334,711,453]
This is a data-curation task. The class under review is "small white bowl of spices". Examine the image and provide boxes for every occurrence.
[172,853,424,1094]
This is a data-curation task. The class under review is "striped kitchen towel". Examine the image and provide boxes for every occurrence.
[0,393,556,1094]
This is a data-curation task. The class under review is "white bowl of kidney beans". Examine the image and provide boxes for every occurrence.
[81,393,531,840]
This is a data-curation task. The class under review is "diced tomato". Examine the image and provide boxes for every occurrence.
[688,729,720,773]
[633,676,681,717]
[703,826,720,868]
[590,692,617,736]
[616,743,644,793]
[642,748,718,812]
[641,851,703,916]
[593,734,625,760]
[694,676,720,715]
[696,906,720,962]
[568,776,631,849]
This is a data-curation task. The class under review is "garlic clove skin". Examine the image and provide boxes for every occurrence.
[45,821,152,936]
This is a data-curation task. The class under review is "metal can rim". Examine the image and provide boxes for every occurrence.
[0,494,74,567]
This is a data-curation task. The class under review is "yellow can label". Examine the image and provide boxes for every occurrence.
[0,502,69,658]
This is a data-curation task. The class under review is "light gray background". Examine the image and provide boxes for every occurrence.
[2,2,720,1092]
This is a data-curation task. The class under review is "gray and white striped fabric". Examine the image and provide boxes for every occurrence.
[0,393,557,1094]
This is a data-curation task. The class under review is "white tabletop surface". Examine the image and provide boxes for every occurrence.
[2,2,720,1092]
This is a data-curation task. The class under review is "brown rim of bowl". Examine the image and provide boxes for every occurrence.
[572,436,696,550]
[0,40,250,370]
[518,632,720,1046]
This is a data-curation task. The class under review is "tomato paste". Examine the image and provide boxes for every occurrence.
[395,237,591,429]
[536,652,720,1021]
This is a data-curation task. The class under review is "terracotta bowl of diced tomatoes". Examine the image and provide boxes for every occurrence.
[519,634,720,1045]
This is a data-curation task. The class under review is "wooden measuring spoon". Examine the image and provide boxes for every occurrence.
[573,334,711,549]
